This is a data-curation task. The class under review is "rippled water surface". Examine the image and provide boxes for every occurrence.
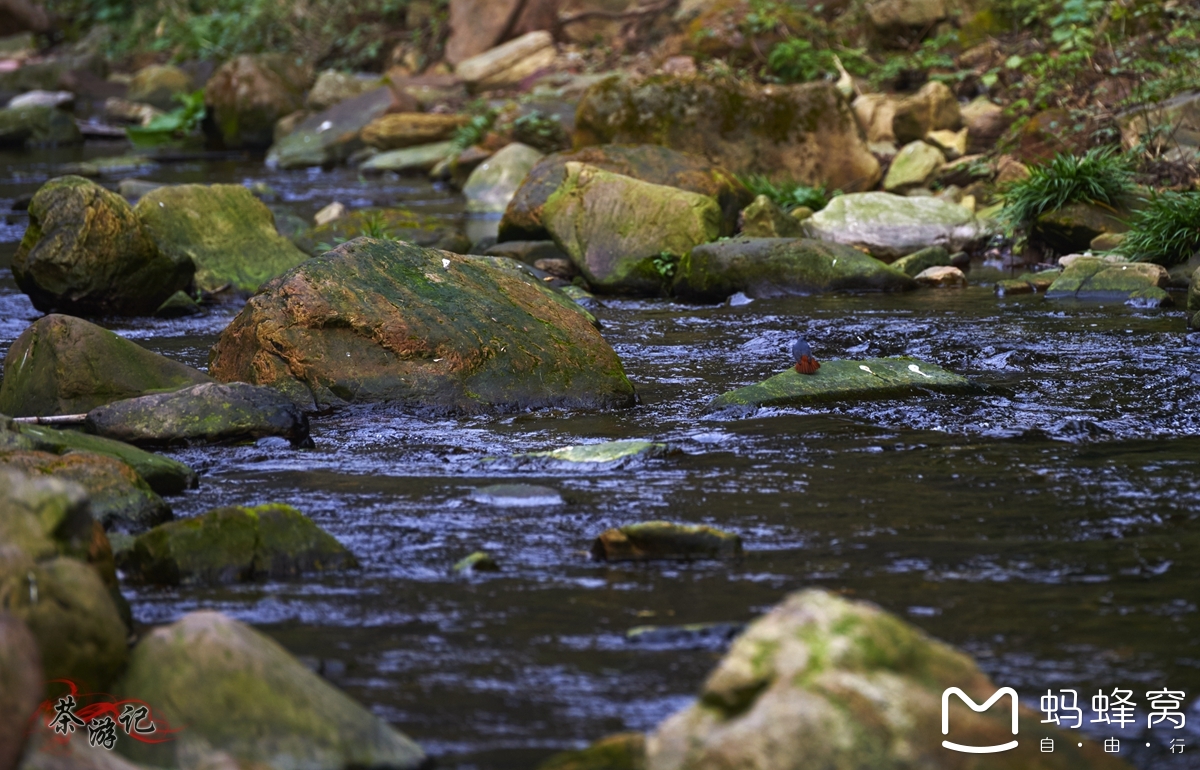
[2,146,1199,769]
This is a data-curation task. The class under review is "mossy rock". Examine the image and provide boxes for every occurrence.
[85,382,311,447]
[1034,201,1129,254]
[4,417,198,496]
[0,314,212,418]
[12,176,193,316]
[119,503,356,585]
[805,191,984,261]
[0,467,93,563]
[592,521,742,562]
[208,238,637,413]
[359,140,458,174]
[499,143,752,241]
[135,184,313,293]
[890,245,951,277]
[266,87,395,169]
[706,357,973,411]
[543,162,722,295]
[0,104,82,147]
[204,54,312,149]
[674,237,915,303]
[0,449,171,532]
[127,64,193,111]
[1045,257,1171,304]
[739,194,806,238]
[537,733,646,770]
[524,440,671,464]
[574,76,880,193]
[299,207,470,256]
[882,140,945,192]
[646,589,1131,770]
[0,557,128,693]
[115,611,426,769]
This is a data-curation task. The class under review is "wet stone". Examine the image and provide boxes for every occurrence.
[707,357,974,411]
[524,440,672,465]
[454,551,500,573]
[469,483,564,506]
[591,521,743,562]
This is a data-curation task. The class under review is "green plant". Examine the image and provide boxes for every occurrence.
[452,107,496,150]
[1000,147,1135,228]
[767,38,833,82]
[652,251,679,281]
[511,110,568,153]
[1118,191,1200,265]
[125,89,206,147]
[738,174,831,212]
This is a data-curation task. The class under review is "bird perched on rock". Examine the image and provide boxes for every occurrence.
[791,338,820,374]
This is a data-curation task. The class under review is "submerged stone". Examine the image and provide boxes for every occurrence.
[1045,256,1171,305]
[12,176,193,316]
[0,314,212,417]
[469,483,564,506]
[208,238,636,413]
[116,611,427,769]
[119,503,357,585]
[706,357,973,411]
[135,183,313,293]
[525,440,671,464]
[454,551,500,573]
[84,382,311,447]
[591,521,743,562]
[673,237,915,303]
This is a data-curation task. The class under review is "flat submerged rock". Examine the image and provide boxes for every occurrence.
[707,357,973,411]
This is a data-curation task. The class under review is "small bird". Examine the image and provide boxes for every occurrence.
[791,338,820,375]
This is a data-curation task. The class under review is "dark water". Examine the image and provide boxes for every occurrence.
[3,146,1200,769]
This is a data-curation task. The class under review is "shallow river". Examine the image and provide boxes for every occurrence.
[2,146,1199,769]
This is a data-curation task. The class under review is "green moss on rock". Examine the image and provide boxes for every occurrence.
[1045,257,1171,304]
[299,207,470,256]
[135,183,313,293]
[592,521,743,562]
[537,733,646,770]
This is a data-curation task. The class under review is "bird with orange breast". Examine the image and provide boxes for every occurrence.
[791,337,820,375]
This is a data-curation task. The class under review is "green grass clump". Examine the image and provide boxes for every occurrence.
[1001,147,1134,228]
[738,174,831,212]
[1118,191,1200,266]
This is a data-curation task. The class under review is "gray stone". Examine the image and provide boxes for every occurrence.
[463,142,544,213]
[804,191,984,261]
[359,140,458,174]
[267,86,397,170]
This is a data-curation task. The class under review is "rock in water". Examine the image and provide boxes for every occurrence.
[645,589,1129,770]
[574,76,881,192]
[537,733,646,770]
[542,162,722,295]
[1045,257,1171,306]
[118,503,357,585]
[0,103,82,147]
[135,183,312,293]
[267,86,397,169]
[804,191,983,261]
[1033,201,1129,254]
[673,238,915,303]
[0,612,42,770]
[890,245,951,276]
[0,449,171,531]
[592,521,743,561]
[463,142,545,214]
[208,238,636,413]
[521,439,671,465]
[0,314,212,417]
[204,54,312,149]
[361,111,470,150]
[914,265,967,287]
[0,557,128,693]
[12,176,193,316]
[84,382,311,447]
[500,143,752,241]
[116,611,427,769]
[706,357,973,410]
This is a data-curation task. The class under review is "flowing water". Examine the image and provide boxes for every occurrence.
[2,145,1199,769]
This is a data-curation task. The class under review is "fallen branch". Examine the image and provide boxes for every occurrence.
[11,414,88,425]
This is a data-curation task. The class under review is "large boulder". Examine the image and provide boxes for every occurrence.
[706,357,973,410]
[0,612,42,770]
[575,76,880,192]
[463,142,545,214]
[804,192,984,261]
[127,64,193,111]
[500,143,751,241]
[204,54,312,149]
[84,382,311,447]
[445,0,554,64]
[0,557,127,693]
[12,177,193,316]
[0,449,170,532]
[1045,257,1171,305]
[118,503,357,585]
[0,314,211,417]
[542,162,722,294]
[208,238,637,413]
[674,237,916,302]
[115,611,427,769]
[361,111,469,150]
[135,184,312,293]
[267,86,398,169]
[646,589,1129,770]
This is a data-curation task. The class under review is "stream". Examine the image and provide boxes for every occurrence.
[2,145,1199,769]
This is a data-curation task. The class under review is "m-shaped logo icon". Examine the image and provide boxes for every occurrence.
[942,687,1020,753]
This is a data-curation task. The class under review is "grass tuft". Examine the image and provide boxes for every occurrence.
[1000,147,1134,228]
[738,174,831,212]
[1118,191,1200,266]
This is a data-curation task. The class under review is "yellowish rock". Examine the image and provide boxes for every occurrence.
[914,265,967,287]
